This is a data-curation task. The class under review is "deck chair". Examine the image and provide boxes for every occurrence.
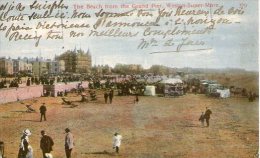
[62,98,78,108]
[70,104,78,108]
[89,91,97,101]
[80,94,89,102]
[26,105,36,113]
[62,98,72,105]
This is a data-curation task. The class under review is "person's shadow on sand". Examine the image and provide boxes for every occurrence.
[84,150,119,156]
[20,119,41,122]
[178,124,205,128]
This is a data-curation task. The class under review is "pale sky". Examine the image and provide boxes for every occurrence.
[0,0,258,71]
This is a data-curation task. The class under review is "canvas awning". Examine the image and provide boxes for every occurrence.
[216,89,230,98]
[160,78,183,85]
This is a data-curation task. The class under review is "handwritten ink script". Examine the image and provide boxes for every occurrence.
[0,0,247,53]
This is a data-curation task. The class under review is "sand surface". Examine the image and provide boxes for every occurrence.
[0,91,258,158]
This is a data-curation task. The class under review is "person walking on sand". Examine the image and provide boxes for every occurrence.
[39,103,47,122]
[198,112,205,127]
[18,129,33,158]
[135,93,139,104]
[40,130,54,158]
[104,91,109,104]
[204,107,212,127]
[109,89,114,104]
[64,128,74,158]
[113,132,122,154]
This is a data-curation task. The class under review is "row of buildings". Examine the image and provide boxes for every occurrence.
[0,49,92,76]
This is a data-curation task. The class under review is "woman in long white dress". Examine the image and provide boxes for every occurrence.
[17,129,33,158]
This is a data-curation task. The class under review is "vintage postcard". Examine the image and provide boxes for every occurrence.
[0,0,258,158]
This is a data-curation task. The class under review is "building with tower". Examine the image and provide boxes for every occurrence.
[56,48,92,73]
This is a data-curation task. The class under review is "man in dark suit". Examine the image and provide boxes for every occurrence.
[39,103,47,122]
[204,107,212,127]
[109,89,114,104]
[104,91,109,103]
[40,130,54,158]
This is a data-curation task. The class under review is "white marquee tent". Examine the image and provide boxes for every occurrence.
[160,78,183,85]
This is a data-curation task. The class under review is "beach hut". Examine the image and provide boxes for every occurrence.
[144,86,156,96]
[216,89,231,98]
[160,78,184,96]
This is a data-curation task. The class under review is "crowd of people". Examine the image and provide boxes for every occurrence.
[0,74,257,158]
[0,74,258,102]
[17,127,122,158]
[0,78,20,88]
[17,128,73,158]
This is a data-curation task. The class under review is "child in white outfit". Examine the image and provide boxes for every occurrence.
[112,133,122,153]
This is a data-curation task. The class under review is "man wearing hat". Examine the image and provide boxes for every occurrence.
[204,107,212,127]
[40,130,54,158]
[64,128,74,158]
[109,89,114,104]
[18,129,32,158]
[112,132,122,154]
[39,103,47,122]
[104,90,109,104]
